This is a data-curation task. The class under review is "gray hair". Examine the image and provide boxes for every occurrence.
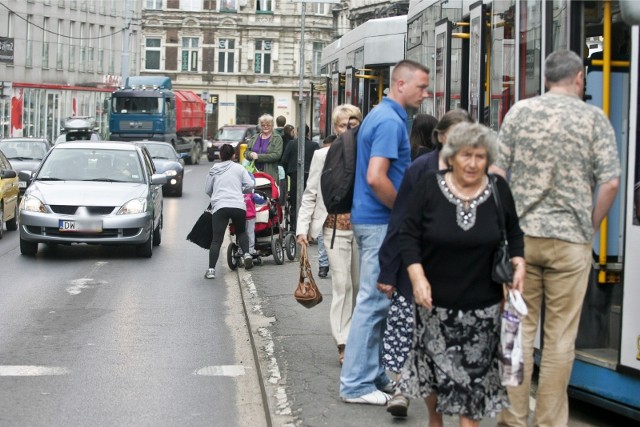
[258,114,274,125]
[545,50,584,84]
[440,122,498,169]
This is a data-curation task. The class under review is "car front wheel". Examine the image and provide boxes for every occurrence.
[20,237,38,256]
[136,227,153,258]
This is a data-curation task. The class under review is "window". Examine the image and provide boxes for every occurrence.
[79,23,85,72]
[6,12,13,37]
[56,19,63,69]
[145,0,162,9]
[26,15,33,67]
[87,24,94,71]
[312,42,323,76]
[218,39,235,73]
[68,21,75,71]
[254,40,271,74]
[256,0,272,12]
[98,26,104,73]
[145,37,161,70]
[220,0,236,12]
[181,37,199,72]
[42,18,49,68]
[182,0,203,11]
[109,26,115,73]
[309,2,328,14]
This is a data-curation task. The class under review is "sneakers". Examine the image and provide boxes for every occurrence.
[243,253,253,270]
[318,266,329,278]
[204,268,216,279]
[342,390,391,406]
[380,379,397,394]
[386,393,410,417]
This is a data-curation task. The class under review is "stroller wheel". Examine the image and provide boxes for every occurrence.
[284,233,297,261]
[227,242,238,270]
[272,238,284,265]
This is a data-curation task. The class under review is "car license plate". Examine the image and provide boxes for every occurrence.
[19,181,26,188]
[58,220,103,232]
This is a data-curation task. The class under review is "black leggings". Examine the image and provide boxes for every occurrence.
[209,207,249,268]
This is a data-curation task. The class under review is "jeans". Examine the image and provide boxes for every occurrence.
[209,207,248,269]
[340,223,391,398]
[317,232,329,268]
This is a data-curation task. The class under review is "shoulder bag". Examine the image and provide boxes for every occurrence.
[489,175,514,284]
[294,244,323,308]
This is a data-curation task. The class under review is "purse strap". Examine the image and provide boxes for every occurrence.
[489,174,508,242]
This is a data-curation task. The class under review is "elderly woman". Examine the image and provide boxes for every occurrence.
[398,122,525,426]
[378,109,473,417]
[244,114,284,181]
[296,103,363,365]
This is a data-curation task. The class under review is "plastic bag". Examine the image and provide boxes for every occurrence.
[498,288,528,386]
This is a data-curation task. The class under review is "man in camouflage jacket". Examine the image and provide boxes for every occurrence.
[494,50,620,427]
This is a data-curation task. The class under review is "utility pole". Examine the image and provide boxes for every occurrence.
[121,0,133,83]
[296,2,306,217]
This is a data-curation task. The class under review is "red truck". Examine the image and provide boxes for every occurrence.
[109,76,206,164]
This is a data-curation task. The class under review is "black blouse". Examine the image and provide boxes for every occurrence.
[399,171,524,310]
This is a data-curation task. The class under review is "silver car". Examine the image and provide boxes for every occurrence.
[18,141,167,257]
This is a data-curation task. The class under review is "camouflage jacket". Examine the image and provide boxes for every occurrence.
[496,91,620,244]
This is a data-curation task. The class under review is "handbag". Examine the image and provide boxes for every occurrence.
[186,204,214,250]
[294,244,323,308]
[498,286,528,386]
[489,175,514,284]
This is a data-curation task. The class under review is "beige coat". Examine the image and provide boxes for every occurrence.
[296,147,329,239]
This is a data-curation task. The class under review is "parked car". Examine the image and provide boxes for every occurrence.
[0,137,53,197]
[140,141,185,197]
[18,141,166,257]
[207,124,257,162]
[0,149,19,238]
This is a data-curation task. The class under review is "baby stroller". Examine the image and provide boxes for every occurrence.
[227,171,286,269]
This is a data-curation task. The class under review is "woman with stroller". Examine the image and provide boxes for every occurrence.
[204,144,255,279]
[296,103,363,365]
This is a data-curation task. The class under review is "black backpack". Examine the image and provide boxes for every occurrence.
[320,126,359,247]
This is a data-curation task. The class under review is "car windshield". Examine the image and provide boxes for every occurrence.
[0,140,48,160]
[112,96,162,114]
[215,128,246,141]
[38,148,145,183]
[144,143,177,159]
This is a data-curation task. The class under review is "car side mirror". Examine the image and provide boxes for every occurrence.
[2,169,17,179]
[18,170,33,182]
[150,173,168,185]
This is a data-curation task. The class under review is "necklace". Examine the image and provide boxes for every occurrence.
[445,173,487,202]
[438,173,490,231]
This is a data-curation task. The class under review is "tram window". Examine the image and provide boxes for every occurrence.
[490,1,516,131]
[519,1,542,99]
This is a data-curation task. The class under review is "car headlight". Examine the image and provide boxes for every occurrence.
[164,170,178,177]
[117,198,147,215]
[21,194,47,213]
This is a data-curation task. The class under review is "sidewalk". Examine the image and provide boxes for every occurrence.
[235,241,498,427]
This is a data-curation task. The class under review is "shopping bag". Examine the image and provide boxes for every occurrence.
[294,244,323,308]
[186,205,213,250]
[498,287,528,386]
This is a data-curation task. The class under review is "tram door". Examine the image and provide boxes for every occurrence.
[468,1,487,123]
[621,25,640,375]
[434,19,452,118]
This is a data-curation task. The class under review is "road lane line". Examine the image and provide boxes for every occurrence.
[0,366,69,376]
[194,365,248,377]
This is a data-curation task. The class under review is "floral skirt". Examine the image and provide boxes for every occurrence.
[382,291,414,373]
[399,303,509,420]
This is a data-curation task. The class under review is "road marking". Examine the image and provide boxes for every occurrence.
[66,278,94,295]
[0,366,69,376]
[194,365,247,377]
[529,396,536,412]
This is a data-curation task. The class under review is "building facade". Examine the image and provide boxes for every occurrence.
[140,0,334,137]
[0,0,139,141]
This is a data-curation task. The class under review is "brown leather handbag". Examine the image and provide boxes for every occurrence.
[294,244,323,308]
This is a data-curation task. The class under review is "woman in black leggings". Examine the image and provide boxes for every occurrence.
[204,144,254,279]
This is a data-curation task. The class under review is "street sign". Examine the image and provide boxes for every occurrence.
[205,104,214,114]
[201,91,209,101]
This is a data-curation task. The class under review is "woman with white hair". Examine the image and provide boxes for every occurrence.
[244,114,284,182]
[398,122,525,426]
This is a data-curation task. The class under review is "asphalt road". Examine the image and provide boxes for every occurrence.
[0,160,267,427]
[0,158,637,427]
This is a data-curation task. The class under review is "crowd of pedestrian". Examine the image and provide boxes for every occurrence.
[200,50,621,427]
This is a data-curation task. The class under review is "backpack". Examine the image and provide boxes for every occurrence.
[320,126,359,248]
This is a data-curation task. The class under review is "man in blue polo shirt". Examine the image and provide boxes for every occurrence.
[340,60,430,405]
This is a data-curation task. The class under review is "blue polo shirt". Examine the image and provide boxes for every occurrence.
[351,97,411,224]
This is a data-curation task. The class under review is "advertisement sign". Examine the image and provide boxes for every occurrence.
[0,37,15,64]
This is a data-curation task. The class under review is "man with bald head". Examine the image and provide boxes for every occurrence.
[340,59,430,406]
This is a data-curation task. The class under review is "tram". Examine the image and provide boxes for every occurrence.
[321,0,640,420]
[319,15,407,136]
